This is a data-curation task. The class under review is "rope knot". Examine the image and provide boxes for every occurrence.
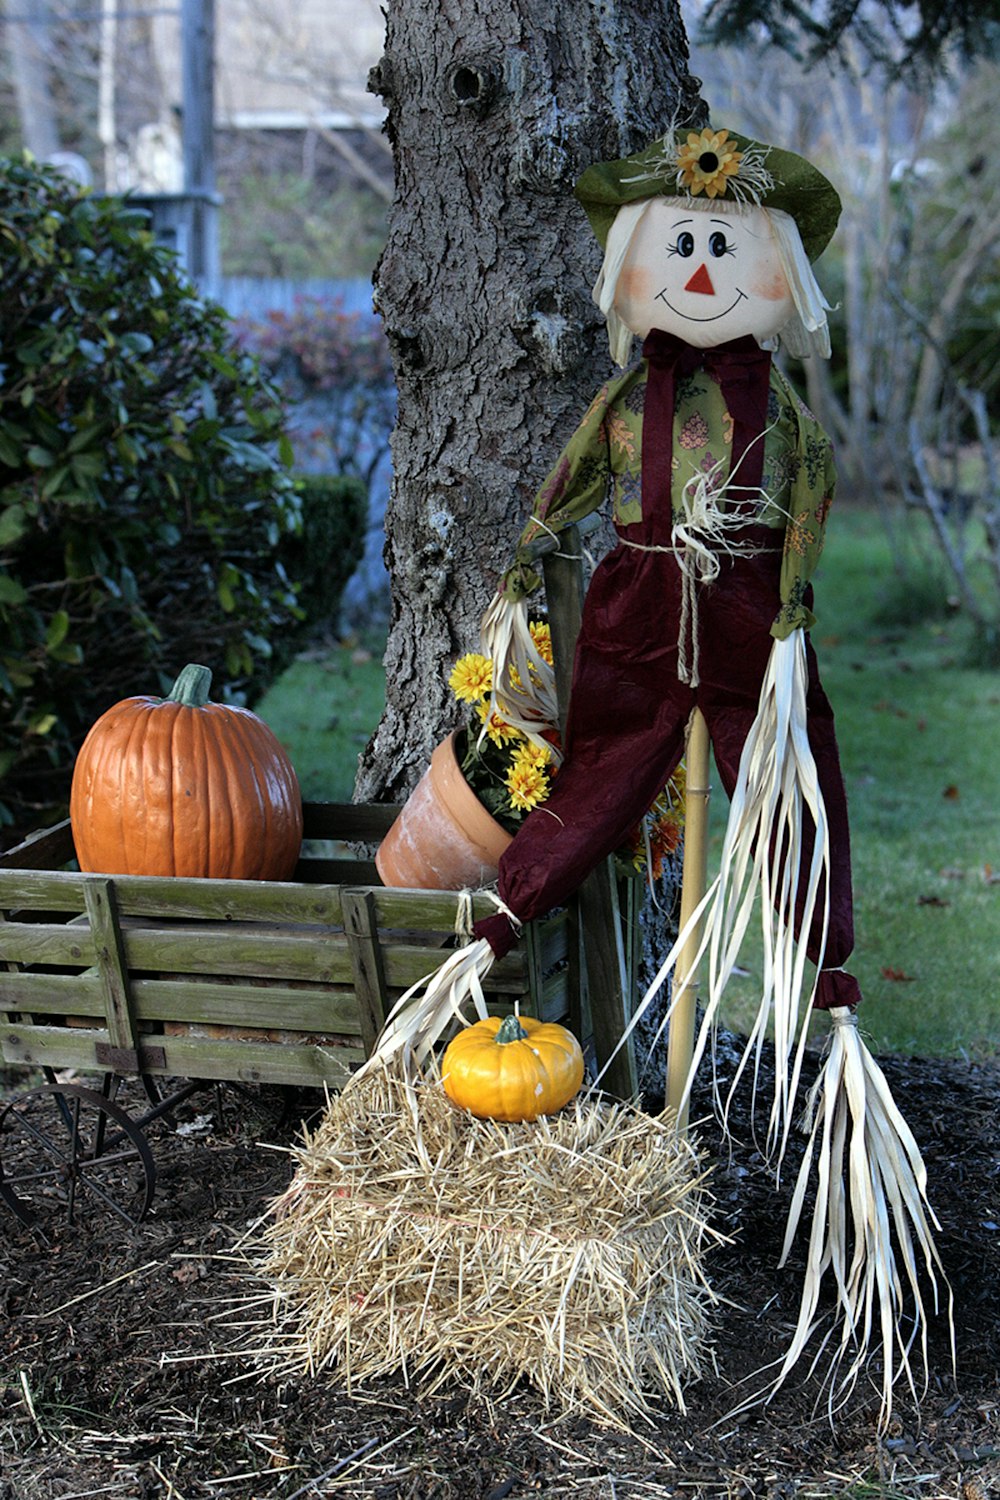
[828,1006,859,1029]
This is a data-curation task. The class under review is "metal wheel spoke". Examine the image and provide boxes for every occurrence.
[76,1145,144,1170]
[3,1163,69,1186]
[3,1109,76,1166]
[74,1164,148,1226]
[0,1083,157,1228]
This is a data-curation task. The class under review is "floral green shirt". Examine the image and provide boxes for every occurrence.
[500,359,836,639]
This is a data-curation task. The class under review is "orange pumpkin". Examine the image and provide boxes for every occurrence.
[70,663,303,880]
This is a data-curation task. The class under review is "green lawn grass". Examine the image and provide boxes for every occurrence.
[254,642,385,803]
[258,509,999,1058]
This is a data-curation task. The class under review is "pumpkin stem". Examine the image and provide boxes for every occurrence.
[495,1013,529,1045]
[167,663,213,708]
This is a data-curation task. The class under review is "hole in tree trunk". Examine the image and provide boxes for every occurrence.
[451,66,485,103]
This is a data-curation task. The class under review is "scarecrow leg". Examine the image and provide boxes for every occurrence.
[665,706,711,1133]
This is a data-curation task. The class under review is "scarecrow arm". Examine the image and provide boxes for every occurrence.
[769,373,837,639]
[498,378,625,603]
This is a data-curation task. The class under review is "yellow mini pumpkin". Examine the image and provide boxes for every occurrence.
[441,1013,584,1122]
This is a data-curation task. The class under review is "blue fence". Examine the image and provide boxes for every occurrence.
[200,276,377,323]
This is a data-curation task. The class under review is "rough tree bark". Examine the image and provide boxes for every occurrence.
[357,0,704,800]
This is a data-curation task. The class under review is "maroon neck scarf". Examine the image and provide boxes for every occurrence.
[641,329,773,520]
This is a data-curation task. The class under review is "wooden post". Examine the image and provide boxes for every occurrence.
[665,707,711,1133]
[181,0,218,279]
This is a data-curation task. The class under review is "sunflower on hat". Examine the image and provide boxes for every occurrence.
[675,127,743,199]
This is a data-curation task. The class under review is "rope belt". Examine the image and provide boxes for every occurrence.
[619,534,783,686]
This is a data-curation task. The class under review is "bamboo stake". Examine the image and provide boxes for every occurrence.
[665,707,711,1133]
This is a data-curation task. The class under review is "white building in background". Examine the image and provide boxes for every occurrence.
[112,0,389,279]
[125,0,386,195]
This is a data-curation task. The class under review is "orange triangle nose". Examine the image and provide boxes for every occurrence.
[684,262,715,295]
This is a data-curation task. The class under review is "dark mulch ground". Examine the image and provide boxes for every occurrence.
[1,1050,997,1500]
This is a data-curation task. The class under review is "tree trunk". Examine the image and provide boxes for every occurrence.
[357,0,703,801]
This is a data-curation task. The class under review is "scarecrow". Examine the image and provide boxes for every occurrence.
[370,125,947,1415]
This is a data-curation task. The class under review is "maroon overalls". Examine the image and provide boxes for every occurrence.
[474,332,862,1014]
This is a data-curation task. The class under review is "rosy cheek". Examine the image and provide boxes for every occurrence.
[618,264,653,305]
[748,269,790,302]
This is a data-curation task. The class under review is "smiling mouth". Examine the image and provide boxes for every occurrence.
[654,289,748,322]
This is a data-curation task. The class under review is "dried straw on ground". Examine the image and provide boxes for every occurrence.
[252,1067,720,1429]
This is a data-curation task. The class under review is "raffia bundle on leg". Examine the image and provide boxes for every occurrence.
[604,632,950,1423]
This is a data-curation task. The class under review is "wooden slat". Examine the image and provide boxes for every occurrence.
[0,868,347,923]
[0,922,95,967]
[0,1023,162,1075]
[0,946,531,1022]
[296,858,380,885]
[302,802,401,841]
[0,819,76,870]
[84,879,139,1057]
[537,907,570,972]
[111,875,346,926]
[381,946,528,993]
[152,1034,363,1089]
[0,972,104,1016]
[0,1023,363,1089]
[365,887,513,928]
[576,857,637,1100]
[342,889,389,1055]
[0,969,365,1033]
[120,925,354,983]
[0,869,87,912]
[131,977,364,1033]
[540,968,571,1024]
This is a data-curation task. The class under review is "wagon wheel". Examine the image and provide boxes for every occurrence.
[0,1083,156,1230]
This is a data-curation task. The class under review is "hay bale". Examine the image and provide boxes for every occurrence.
[252,1069,720,1428]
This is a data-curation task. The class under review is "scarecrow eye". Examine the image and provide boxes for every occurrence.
[669,231,695,258]
[708,230,735,258]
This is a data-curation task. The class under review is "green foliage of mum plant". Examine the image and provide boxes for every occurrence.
[0,155,301,839]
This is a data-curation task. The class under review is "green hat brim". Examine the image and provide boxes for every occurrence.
[575,128,841,264]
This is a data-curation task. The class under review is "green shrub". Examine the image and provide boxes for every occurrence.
[0,156,301,841]
[274,473,368,665]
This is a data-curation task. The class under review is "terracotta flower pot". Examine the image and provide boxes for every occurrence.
[375,730,512,890]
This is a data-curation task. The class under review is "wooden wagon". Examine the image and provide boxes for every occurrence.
[0,527,641,1230]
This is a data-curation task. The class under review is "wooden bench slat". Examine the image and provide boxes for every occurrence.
[0,1023,363,1089]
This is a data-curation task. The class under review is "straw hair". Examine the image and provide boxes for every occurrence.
[250,1068,720,1429]
[593,199,655,368]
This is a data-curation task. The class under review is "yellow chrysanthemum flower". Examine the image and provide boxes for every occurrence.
[475,700,522,746]
[506,757,550,813]
[509,739,552,773]
[449,653,492,703]
[528,620,554,666]
[676,128,742,199]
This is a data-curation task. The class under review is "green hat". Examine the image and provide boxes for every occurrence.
[575,125,841,264]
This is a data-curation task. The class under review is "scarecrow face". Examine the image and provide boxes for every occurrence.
[613,198,794,350]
